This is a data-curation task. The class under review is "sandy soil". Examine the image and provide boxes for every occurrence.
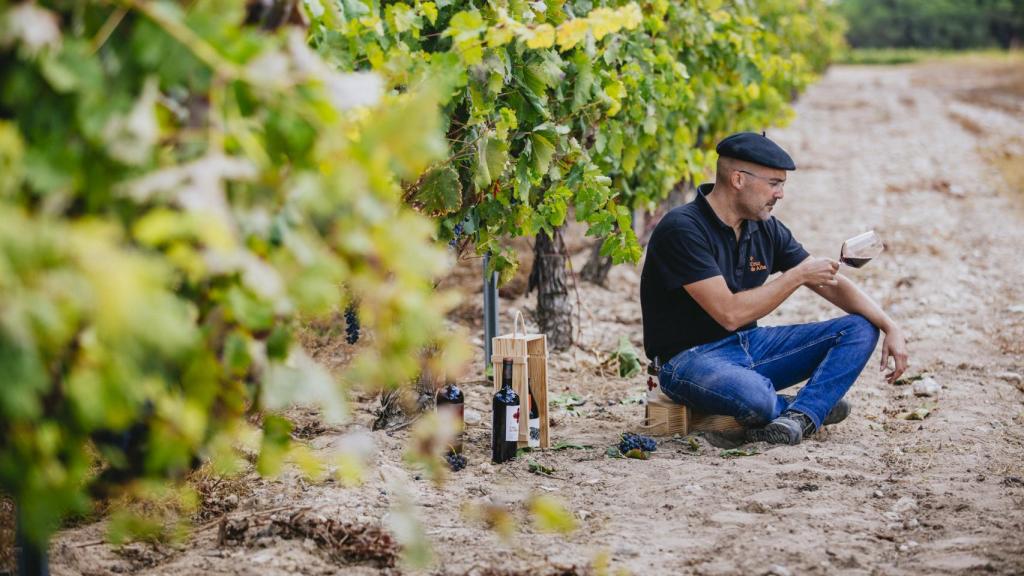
[44,57,1024,576]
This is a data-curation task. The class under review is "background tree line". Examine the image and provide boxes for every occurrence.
[838,0,1024,49]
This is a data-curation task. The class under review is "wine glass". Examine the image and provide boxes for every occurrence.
[840,230,884,269]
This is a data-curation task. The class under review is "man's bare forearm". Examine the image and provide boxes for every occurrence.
[811,274,898,333]
[721,268,806,330]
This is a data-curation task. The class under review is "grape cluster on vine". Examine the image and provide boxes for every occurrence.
[448,222,465,249]
[619,432,657,455]
[344,304,360,345]
[446,452,467,472]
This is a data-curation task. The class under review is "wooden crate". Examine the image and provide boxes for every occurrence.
[491,312,549,448]
[643,390,744,436]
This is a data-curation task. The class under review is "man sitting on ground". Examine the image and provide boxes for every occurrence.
[640,132,909,445]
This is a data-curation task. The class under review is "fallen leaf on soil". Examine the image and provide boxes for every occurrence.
[550,392,585,408]
[623,448,649,460]
[720,448,759,458]
[528,461,557,476]
[894,374,926,386]
[550,442,591,450]
[900,407,931,420]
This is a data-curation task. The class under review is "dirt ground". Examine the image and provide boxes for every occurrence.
[44,57,1024,575]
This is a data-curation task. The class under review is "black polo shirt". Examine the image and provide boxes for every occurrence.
[640,183,809,362]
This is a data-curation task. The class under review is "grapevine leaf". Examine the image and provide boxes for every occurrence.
[530,132,555,175]
[528,460,556,476]
[623,448,648,460]
[615,336,641,378]
[556,19,589,51]
[414,166,463,216]
[473,134,509,189]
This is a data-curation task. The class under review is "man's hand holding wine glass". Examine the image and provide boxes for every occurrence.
[797,256,840,288]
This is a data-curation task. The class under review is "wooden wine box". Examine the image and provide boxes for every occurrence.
[644,390,744,436]
[491,312,549,448]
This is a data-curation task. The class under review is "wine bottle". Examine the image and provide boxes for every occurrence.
[492,359,520,463]
[527,387,540,449]
[436,380,465,454]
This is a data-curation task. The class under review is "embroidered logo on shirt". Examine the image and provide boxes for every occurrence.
[749,256,767,272]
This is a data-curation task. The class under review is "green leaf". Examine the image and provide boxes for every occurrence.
[571,51,594,111]
[223,331,252,377]
[615,335,641,378]
[414,166,463,216]
[550,392,584,408]
[623,448,648,460]
[473,134,509,189]
[550,442,591,450]
[530,132,555,175]
[226,286,275,332]
[528,460,556,476]
[902,407,931,421]
[258,414,294,476]
[720,448,760,458]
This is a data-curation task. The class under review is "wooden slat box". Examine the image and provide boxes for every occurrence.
[491,312,549,448]
[644,389,745,436]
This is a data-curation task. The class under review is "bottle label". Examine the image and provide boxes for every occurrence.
[528,417,540,448]
[505,406,520,441]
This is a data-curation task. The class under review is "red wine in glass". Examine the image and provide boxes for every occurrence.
[840,230,884,268]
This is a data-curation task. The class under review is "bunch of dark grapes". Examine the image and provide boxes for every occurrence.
[446,452,467,472]
[448,222,464,249]
[619,432,657,455]
[344,304,360,344]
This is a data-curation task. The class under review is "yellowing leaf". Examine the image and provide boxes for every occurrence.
[486,24,515,47]
[420,1,438,25]
[555,19,589,51]
[603,79,625,117]
[529,494,577,534]
[443,10,485,42]
[619,3,643,28]
[444,10,486,64]
[524,24,555,49]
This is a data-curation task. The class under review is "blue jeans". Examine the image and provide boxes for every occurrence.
[658,315,880,429]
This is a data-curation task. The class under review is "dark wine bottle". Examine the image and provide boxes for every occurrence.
[492,359,520,463]
[527,387,540,449]
[436,380,465,454]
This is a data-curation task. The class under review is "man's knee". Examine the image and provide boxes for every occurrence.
[737,395,777,427]
[842,314,880,345]
[697,370,777,426]
[732,381,778,427]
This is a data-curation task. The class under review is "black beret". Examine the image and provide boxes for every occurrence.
[715,132,796,171]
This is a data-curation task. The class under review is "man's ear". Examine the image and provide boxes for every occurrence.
[729,169,744,190]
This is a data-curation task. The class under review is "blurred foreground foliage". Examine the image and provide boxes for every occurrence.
[0,0,844,554]
[0,0,469,543]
